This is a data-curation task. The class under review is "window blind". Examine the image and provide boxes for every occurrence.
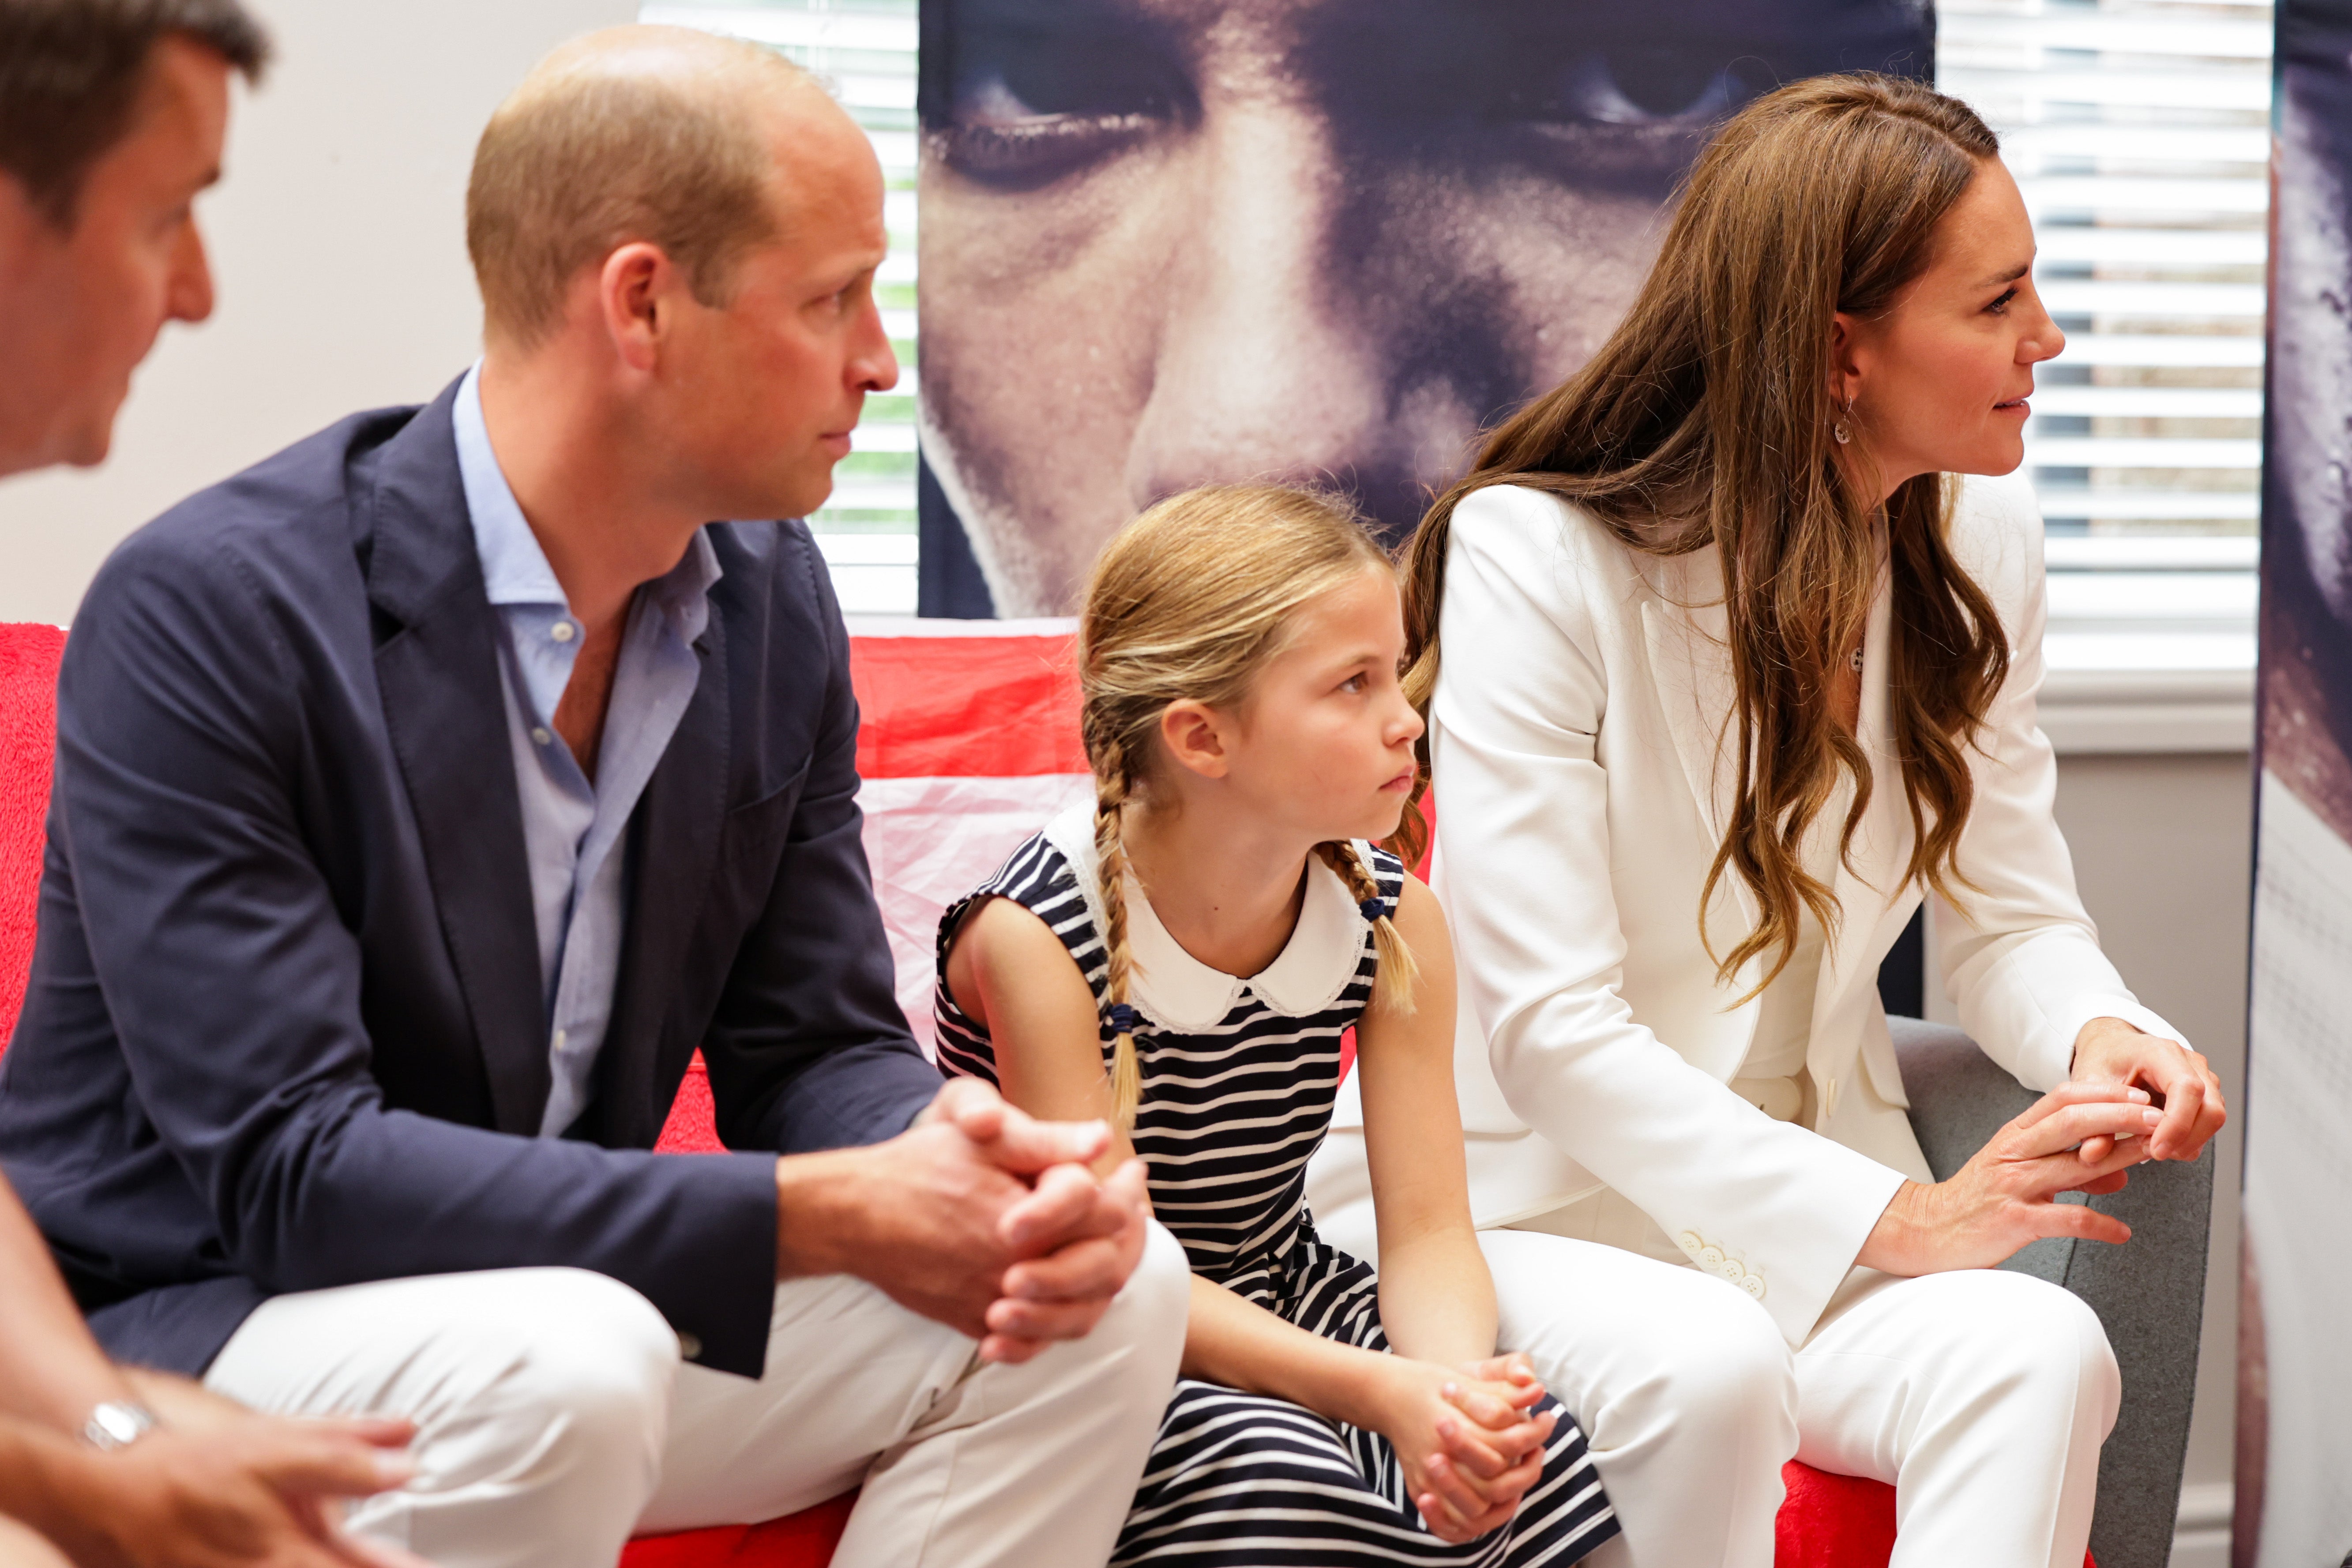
[639,0,922,614]
[1937,0,2268,673]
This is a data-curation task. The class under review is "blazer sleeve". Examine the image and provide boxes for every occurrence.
[1433,487,1903,1345]
[699,528,943,1155]
[1931,475,2190,1090]
[53,531,785,1377]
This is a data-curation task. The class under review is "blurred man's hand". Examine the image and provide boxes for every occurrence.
[3,1403,425,1568]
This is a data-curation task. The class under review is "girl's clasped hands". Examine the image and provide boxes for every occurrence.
[1383,1353,1559,1542]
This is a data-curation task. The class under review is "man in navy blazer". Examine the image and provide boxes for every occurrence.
[0,26,1186,1568]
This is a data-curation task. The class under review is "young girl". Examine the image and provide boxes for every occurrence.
[934,485,1618,1566]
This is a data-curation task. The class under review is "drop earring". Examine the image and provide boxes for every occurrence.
[1833,395,1854,446]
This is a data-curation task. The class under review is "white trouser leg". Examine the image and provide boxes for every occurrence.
[1793,1267,2119,1568]
[207,1231,1191,1568]
[1479,1230,1796,1568]
[206,1267,684,1568]
[645,1222,1191,1568]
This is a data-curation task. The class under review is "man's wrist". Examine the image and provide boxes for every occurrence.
[0,1424,115,1554]
[772,1147,866,1281]
[80,1400,158,1451]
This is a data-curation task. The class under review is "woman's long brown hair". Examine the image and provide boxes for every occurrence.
[1394,73,2011,992]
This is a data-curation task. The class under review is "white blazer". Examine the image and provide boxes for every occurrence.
[1305,473,2186,1346]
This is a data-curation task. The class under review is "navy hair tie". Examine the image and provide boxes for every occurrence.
[1106,1003,1143,1035]
[1359,897,1387,925]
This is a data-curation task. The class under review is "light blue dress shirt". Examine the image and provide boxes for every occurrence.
[452,364,722,1137]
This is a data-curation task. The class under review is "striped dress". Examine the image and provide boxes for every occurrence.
[936,803,1618,1567]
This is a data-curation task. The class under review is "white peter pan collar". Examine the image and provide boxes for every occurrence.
[1040,801,1371,1033]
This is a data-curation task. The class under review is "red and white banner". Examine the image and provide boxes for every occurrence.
[846,617,1090,1057]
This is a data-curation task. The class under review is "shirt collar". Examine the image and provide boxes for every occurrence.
[451,361,723,635]
[1041,801,1371,1032]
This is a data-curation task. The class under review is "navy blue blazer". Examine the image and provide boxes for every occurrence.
[0,380,943,1378]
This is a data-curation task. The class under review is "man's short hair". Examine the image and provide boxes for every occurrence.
[0,0,269,226]
[466,35,810,350]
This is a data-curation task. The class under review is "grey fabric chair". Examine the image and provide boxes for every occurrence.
[1893,1015,2214,1568]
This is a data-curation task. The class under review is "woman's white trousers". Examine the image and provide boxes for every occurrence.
[1477,1230,2119,1568]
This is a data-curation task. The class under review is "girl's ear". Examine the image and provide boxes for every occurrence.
[1158,699,1231,781]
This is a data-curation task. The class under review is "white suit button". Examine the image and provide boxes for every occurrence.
[1677,1230,1765,1301]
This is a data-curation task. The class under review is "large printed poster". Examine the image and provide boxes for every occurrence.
[913,0,1939,617]
[2246,1,2352,1562]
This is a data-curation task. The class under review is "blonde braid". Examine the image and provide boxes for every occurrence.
[1314,842,1418,1014]
[1093,738,1144,1131]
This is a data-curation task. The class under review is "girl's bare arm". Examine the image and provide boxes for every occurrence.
[1354,874,1498,1369]
[943,896,1134,1174]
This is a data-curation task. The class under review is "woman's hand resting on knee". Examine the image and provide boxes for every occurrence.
[1854,1082,2165,1275]
[1369,1352,1556,1544]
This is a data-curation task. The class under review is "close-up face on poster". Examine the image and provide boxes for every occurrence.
[911,0,1936,616]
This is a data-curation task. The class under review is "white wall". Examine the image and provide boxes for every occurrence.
[0,0,637,624]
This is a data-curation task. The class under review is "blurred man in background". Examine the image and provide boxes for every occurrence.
[0,4,425,1564]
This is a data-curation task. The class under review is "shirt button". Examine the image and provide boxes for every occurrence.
[550,620,575,643]
[531,727,552,747]
[553,1028,568,1051]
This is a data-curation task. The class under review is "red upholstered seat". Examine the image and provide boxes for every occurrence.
[0,623,63,1048]
[0,622,2088,1568]
[620,1493,853,1568]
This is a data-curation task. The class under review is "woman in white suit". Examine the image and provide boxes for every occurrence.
[1306,74,2227,1568]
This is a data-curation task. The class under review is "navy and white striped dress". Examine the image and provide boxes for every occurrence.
[936,804,1618,1567]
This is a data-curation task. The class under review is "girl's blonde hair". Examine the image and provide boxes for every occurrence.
[1081,484,1420,1129]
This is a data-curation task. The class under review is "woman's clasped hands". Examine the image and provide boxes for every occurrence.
[1857,1018,2228,1278]
[1374,1352,1558,1544]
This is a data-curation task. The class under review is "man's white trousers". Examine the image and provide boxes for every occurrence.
[203,1227,1191,1568]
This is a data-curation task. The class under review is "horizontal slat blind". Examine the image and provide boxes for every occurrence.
[1938,0,2271,561]
[1939,0,2267,677]
[639,0,921,613]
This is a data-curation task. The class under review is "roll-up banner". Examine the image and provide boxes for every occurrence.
[2246,3,2352,1563]
[912,0,1939,618]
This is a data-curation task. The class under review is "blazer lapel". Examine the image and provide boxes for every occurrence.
[363,380,550,1136]
[595,610,730,1148]
[1813,560,1913,1042]
[1640,548,1755,930]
